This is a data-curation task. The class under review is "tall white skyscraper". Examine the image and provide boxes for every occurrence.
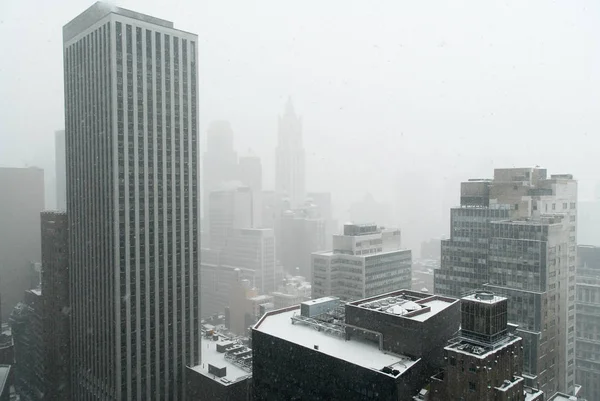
[63,3,200,400]
[275,98,305,208]
[55,129,66,210]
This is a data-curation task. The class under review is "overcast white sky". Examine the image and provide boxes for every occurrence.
[0,0,598,250]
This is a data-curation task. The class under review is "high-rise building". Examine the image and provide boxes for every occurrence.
[0,167,44,318]
[312,223,411,300]
[55,130,66,211]
[63,3,200,399]
[221,228,277,294]
[575,245,600,401]
[202,121,238,219]
[238,155,263,228]
[307,191,336,248]
[9,289,43,401]
[275,98,305,209]
[40,211,70,401]
[429,292,527,401]
[279,206,327,278]
[208,185,254,250]
[434,168,578,395]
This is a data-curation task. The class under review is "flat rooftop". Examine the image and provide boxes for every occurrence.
[190,335,251,384]
[254,307,417,376]
[463,292,506,304]
[354,291,456,322]
[445,336,521,359]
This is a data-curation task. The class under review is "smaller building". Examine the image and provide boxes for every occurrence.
[312,222,411,301]
[252,291,460,401]
[428,291,526,401]
[186,330,252,401]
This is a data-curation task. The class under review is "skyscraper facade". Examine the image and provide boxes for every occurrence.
[63,3,200,400]
[0,167,44,318]
[434,168,577,395]
[275,98,305,209]
[575,245,600,401]
[55,130,66,210]
[40,211,71,401]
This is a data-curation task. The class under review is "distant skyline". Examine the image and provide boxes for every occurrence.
[1,0,599,247]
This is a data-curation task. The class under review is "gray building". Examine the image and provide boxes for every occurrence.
[54,130,66,211]
[280,206,327,279]
[252,291,460,401]
[434,168,578,396]
[0,166,44,319]
[275,98,305,209]
[575,245,600,401]
[63,3,200,400]
[208,185,254,250]
[312,223,411,300]
[202,121,238,220]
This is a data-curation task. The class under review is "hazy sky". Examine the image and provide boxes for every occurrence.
[1,0,598,250]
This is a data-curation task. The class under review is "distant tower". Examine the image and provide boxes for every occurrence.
[55,130,66,210]
[202,121,238,218]
[275,97,305,208]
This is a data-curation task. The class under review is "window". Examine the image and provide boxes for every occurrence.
[469,382,476,392]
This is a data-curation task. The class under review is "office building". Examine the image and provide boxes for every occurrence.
[186,330,252,401]
[312,223,411,300]
[307,191,336,249]
[429,292,525,401]
[8,212,71,401]
[9,289,43,401]
[63,3,200,399]
[275,98,305,209]
[40,211,70,400]
[221,228,276,294]
[55,130,66,210]
[252,291,460,401]
[202,121,238,219]
[208,185,254,250]
[279,206,327,278]
[238,155,263,228]
[434,168,578,395]
[575,245,600,401]
[201,261,254,319]
[0,167,44,318]
[271,275,311,309]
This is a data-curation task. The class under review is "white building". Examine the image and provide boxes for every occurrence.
[312,223,412,300]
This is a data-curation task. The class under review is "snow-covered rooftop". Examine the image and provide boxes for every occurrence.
[445,336,521,359]
[189,335,251,384]
[463,292,506,304]
[255,308,417,375]
[410,299,453,322]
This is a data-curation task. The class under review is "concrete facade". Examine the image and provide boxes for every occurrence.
[312,223,411,301]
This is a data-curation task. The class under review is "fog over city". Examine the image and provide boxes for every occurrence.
[1,1,600,400]
[1,0,599,252]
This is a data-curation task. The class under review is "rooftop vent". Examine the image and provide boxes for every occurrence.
[474,291,495,301]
